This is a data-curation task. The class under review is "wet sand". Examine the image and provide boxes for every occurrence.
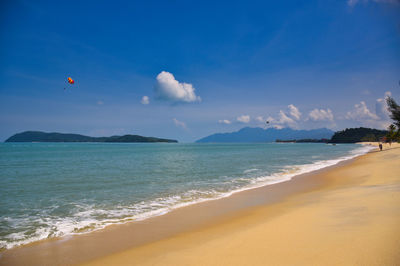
[1,143,399,265]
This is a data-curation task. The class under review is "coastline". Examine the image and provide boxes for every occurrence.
[0,143,372,250]
[1,143,399,265]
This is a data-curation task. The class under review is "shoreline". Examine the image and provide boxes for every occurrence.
[1,143,399,265]
[0,143,373,251]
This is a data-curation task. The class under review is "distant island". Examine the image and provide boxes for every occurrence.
[196,127,335,143]
[5,131,178,143]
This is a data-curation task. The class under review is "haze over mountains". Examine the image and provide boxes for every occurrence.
[196,127,334,143]
[5,127,389,144]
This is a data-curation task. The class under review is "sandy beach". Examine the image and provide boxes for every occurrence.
[1,143,399,265]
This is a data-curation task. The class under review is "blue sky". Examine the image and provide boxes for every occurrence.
[1,0,399,142]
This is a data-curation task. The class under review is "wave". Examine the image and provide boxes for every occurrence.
[243,168,259,174]
[0,144,375,250]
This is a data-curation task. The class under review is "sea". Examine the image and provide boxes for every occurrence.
[0,142,374,249]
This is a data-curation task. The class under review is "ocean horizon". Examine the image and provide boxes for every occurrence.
[0,142,373,249]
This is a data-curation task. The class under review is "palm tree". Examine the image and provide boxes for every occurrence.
[386,97,400,142]
[387,124,396,144]
[386,97,400,128]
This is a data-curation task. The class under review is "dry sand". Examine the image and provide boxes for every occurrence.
[84,143,400,266]
[1,143,399,265]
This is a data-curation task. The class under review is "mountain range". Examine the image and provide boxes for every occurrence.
[196,127,334,143]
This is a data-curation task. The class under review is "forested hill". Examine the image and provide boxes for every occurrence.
[329,127,387,143]
[5,131,178,143]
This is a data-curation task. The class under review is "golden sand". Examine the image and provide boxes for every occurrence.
[84,143,400,266]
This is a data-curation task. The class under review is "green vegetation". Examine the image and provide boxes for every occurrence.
[385,96,400,142]
[5,131,178,143]
[330,128,387,143]
[386,124,397,143]
[386,97,400,128]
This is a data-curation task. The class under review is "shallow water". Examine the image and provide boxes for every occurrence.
[0,142,373,249]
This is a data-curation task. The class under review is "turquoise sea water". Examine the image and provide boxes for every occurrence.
[0,142,373,249]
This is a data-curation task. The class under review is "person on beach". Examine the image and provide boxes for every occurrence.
[379,143,383,151]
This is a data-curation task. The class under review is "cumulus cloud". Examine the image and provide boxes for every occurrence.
[218,119,231,124]
[266,116,275,123]
[346,101,379,120]
[345,92,393,129]
[260,104,337,129]
[237,115,251,123]
[256,106,301,129]
[271,105,301,128]
[277,110,297,127]
[255,116,265,123]
[256,104,336,129]
[375,91,391,119]
[173,118,187,129]
[141,96,150,105]
[308,108,334,122]
[288,104,301,120]
[155,71,201,103]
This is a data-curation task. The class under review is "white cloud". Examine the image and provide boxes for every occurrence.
[345,93,393,129]
[277,110,297,127]
[266,116,275,123]
[346,101,379,120]
[262,105,301,129]
[218,119,231,124]
[141,96,150,105]
[288,104,301,120]
[375,91,391,119]
[237,115,250,123]
[260,107,299,129]
[255,116,264,123]
[155,71,201,103]
[172,118,187,129]
[258,104,336,129]
[308,108,334,122]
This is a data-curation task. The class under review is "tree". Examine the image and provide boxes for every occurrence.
[386,96,400,142]
[386,124,396,143]
[386,96,400,128]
